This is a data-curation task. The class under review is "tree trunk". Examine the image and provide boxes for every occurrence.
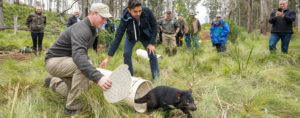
[49,0,52,11]
[288,0,296,27]
[14,16,18,35]
[14,0,19,4]
[57,0,60,12]
[0,0,4,27]
[109,0,114,17]
[167,0,172,11]
[82,0,88,18]
[120,0,123,19]
[247,0,252,33]
[29,0,32,7]
[260,0,272,34]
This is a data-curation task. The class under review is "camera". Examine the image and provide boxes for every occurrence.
[278,8,283,12]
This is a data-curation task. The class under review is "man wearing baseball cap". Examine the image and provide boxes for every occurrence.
[44,3,112,115]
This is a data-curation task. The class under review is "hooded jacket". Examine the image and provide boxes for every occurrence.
[210,19,230,44]
[108,7,157,56]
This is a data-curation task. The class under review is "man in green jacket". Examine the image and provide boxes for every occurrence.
[26,6,46,53]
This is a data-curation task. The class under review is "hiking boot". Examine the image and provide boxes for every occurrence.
[65,108,81,116]
[44,77,52,88]
[165,48,171,56]
[172,48,177,56]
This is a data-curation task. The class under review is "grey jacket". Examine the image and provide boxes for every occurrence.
[45,18,103,83]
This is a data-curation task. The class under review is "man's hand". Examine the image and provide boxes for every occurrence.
[98,76,112,91]
[99,56,110,68]
[147,44,156,55]
[173,33,177,37]
[276,11,284,17]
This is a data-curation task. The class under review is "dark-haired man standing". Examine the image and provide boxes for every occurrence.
[100,0,160,79]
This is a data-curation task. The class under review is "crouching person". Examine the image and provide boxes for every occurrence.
[44,3,112,115]
[210,14,230,52]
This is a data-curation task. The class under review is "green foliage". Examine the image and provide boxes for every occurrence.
[226,19,242,43]
[3,2,66,31]
[0,30,59,51]
[1,3,300,117]
[1,31,300,117]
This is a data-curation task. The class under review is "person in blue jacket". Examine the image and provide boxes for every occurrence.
[100,0,160,79]
[210,14,230,52]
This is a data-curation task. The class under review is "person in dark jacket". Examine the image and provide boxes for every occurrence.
[67,10,81,27]
[100,0,160,79]
[268,0,296,53]
[44,3,112,115]
[176,14,184,47]
[26,6,46,53]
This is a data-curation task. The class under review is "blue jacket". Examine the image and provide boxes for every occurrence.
[108,7,157,56]
[210,19,230,44]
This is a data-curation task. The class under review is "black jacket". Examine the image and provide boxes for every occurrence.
[108,7,157,56]
[67,15,81,27]
[269,9,296,34]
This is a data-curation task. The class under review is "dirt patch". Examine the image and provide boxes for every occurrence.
[0,50,34,61]
[200,30,211,41]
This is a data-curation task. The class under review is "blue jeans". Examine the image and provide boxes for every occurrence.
[124,37,160,79]
[215,43,226,52]
[185,34,199,48]
[269,33,292,53]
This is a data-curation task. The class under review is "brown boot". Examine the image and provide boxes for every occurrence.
[172,48,177,56]
[165,48,171,56]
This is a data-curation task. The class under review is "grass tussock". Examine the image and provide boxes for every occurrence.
[0,28,300,118]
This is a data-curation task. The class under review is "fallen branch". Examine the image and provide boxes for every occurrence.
[7,79,12,108]
[0,26,29,31]
[57,0,80,16]
[215,86,224,109]
[9,82,20,118]
[219,99,241,113]
[0,26,61,35]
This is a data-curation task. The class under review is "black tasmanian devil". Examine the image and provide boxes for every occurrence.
[135,86,197,118]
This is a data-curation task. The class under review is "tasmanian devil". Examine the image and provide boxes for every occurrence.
[135,86,197,118]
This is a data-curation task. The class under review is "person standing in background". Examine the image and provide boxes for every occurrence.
[26,6,46,54]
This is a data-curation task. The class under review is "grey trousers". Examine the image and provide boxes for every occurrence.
[45,57,89,110]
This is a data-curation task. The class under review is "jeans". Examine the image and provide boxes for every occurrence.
[31,32,44,52]
[124,36,160,79]
[269,33,292,53]
[215,43,226,52]
[185,34,199,48]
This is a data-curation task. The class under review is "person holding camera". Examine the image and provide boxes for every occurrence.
[26,6,46,54]
[269,0,296,53]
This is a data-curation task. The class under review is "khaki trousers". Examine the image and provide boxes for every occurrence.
[45,57,89,110]
[162,33,177,49]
